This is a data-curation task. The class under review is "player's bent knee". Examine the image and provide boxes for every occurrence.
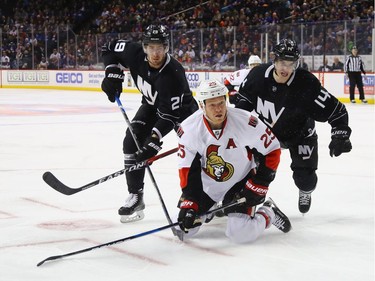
[293,169,317,192]
[225,213,260,243]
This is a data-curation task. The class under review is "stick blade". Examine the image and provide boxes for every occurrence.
[37,255,63,267]
[42,171,77,195]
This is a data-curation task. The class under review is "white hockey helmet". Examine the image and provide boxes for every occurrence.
[248,55,261,68]
[195,79,227,108]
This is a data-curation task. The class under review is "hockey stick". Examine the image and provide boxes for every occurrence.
[115,97,177,234]
[42,147,178,196]
[37,197,246,266]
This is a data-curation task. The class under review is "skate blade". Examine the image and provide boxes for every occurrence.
[120,210,145,223]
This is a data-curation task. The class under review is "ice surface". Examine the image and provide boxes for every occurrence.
[0,89,374,281]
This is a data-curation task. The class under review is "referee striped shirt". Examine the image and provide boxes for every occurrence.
[345,55,366,74]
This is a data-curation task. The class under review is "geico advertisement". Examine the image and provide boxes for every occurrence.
[53,71,101,87]
[56,72,83,83]
[53,71,105,87]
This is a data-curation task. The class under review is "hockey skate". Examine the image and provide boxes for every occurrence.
[118,192,145,223]
[298,190,311,214]
[263,198,292,233]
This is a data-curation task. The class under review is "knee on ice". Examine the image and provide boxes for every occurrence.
[225,213,263,244]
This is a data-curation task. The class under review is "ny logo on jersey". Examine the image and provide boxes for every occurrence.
[137,76,158,105]
[298,145,315,160]
[256,97,285,127]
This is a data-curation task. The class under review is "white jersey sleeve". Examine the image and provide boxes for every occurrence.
[225,69,250,88]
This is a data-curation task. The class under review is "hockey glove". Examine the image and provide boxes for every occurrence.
[178,200,202,233]
[228,90,240,105]
[329,126,352,157]
[101,66,124,102]
[241,179,268,206]
[134,135,163,163]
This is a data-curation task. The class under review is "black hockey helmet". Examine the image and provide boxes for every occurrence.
[273,39,300,61]
[142,24,170,46]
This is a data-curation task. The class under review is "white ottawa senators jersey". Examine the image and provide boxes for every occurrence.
[224,68,250,89]
[177,107,280,202]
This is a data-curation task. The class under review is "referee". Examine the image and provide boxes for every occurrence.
[344,46,367,103]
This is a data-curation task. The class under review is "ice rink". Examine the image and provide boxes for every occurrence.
[1,89,374,281]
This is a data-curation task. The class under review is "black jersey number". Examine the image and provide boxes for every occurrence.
[260,127,276,148]
[114,42,126,52]
[171,97,180,110]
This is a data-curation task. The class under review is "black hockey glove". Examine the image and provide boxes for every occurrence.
[134,135,163,163]
[329,126,352,157]
[178,200,202,233]
[228,90,240,105]
[241,179,268,206]
[101,66,124,102]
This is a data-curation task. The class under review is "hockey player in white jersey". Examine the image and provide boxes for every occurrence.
[224,55,261,104]
[176,79,291,243]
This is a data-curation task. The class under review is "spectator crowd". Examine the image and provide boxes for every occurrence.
[0,0,373,70]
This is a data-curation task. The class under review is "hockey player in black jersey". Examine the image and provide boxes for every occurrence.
[101,24,198,222]
[236,39,352,214]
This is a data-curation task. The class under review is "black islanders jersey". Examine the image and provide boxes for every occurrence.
[237,64,349,143]
[102,40,197,137]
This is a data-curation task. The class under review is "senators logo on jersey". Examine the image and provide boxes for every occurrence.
[203,145,234,182]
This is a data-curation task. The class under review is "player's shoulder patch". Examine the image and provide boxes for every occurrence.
[176,124,184,138]
[248,115,258,127]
